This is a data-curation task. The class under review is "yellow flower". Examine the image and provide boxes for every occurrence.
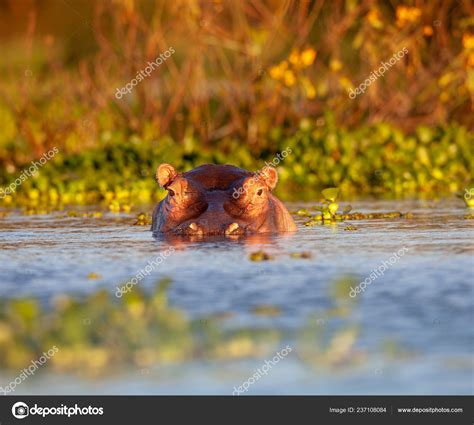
[338,76,353,91]
[438,72,453,87]
[467,52,474,68]
[300,48,316,67]
[305,83,316,99]
[462,33,474,50]
[269,65,282,80]
[423,25,433,37]
[289,49,300,66]
[283,70,296,87]
[366,9,383,29]
[330,59,342,72]
[396,6,421,27]
[269,61,289,81]
[301,77,316,99]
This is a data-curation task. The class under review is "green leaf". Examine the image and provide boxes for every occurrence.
[296,209,311,216]
[321,187,340,202]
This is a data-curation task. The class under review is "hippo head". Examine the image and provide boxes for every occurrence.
[151,163,296,236]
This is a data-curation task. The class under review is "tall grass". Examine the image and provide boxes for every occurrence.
[0,0,472,196]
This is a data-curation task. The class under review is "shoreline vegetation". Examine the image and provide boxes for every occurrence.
[0,122,471,209]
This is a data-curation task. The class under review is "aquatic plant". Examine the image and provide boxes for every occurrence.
[0,274,415,376]
[249,251,274,262]
[0,279,281,374]
[458,188,474,208]
[304,187,349,225]
[303,187,415,227]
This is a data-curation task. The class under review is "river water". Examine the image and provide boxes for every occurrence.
[0,199,472,394]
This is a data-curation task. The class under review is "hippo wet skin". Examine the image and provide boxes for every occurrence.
[151,163,297,236]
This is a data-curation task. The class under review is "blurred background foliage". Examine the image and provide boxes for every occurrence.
[0,0,472,204]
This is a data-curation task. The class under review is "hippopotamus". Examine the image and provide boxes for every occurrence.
[151,163,296,236]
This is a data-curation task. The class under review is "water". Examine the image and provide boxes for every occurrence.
[0,199,473,394]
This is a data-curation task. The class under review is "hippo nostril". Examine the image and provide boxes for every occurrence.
[225,222,240,235]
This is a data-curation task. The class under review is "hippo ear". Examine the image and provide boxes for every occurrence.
[259,166,278,191]
[156,164,178,188]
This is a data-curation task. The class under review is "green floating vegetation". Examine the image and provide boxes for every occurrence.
[305,211,413,226]
[0,123,471,210]
[302,187,415,226]
[249,251,274,261]
[343,211,413,220]
[457,188,474,208]
[63,211,103,218]
[0,275,412,374]
[0,279,281,375]
[296,209,312,217]
[134,212,152,226]
[289,252,312,259]
[303,187,348,225]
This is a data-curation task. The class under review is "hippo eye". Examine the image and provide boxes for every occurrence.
[168,189,175,197]
[257,189,263,196]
